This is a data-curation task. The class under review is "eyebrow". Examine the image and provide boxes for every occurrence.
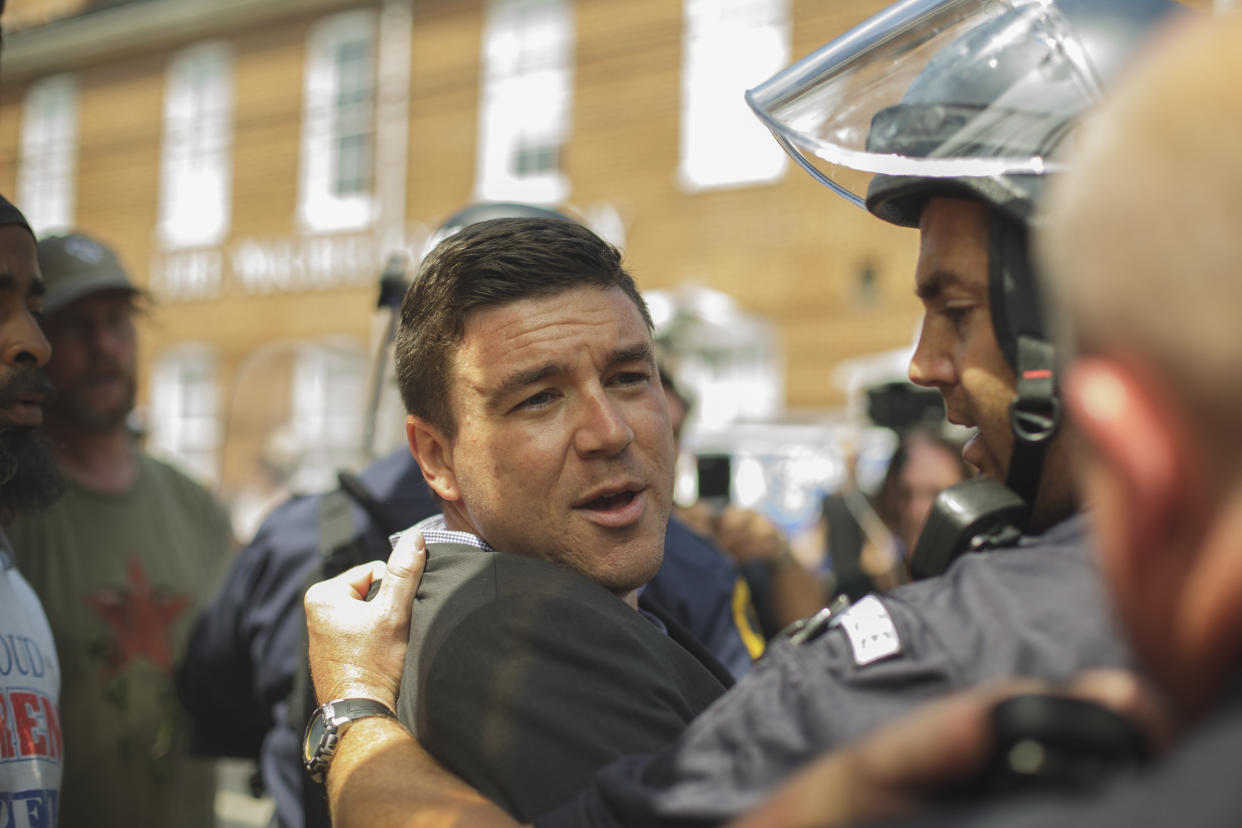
[915,268,969,301]
[610,342,656,369]
[493,362,567,403]
[491,341,655,403]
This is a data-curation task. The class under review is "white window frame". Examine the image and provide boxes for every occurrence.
[679,0,790,192]
[158,41,234,249]
[475,0,573,204]
[298,10,379,234]
[150,343,221,484]
[17,74,78,236]
[289,339,368,492]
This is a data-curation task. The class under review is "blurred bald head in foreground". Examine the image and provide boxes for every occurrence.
[1039,10,1242,726]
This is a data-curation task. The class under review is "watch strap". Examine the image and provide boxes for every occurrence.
[325,697,394,723]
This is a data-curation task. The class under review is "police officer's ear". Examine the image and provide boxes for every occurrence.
[406,415,461,502]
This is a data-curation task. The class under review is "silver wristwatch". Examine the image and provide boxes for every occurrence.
[303,698,396,784]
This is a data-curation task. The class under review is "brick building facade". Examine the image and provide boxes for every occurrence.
[2,0,928,520]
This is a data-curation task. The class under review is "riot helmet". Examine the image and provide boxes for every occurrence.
[747,0,1185,518]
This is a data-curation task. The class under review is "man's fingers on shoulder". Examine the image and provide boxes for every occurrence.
[1067,670,1149,711]
[365,538,424,635]
[1068,670,1174,751]
[304,577,333,610]
[373,532,426,615]
[386,530,428,581]
[304,561,387,610]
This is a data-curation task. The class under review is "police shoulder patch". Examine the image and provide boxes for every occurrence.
[834,594,902,666]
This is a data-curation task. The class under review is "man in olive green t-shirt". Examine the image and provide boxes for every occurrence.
[11,232,233,828]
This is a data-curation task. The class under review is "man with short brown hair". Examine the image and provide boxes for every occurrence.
[307,217,728,821]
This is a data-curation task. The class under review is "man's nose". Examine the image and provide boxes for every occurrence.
[574,390,634,457]
[908,317,954,389]
[5,312,53,368]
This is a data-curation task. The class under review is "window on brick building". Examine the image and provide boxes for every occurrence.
[18,74,78,235]
[150,344,221,485]
[159,42,233,249]
[299,10,378,233]
[289,340,368,492]
[679,0,789,191]
[476,0,573,204]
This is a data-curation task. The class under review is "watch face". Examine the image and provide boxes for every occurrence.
[304,708,328,764]
[302,699,393,784]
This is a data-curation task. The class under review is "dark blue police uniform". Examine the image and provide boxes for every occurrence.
[647,517,763,679]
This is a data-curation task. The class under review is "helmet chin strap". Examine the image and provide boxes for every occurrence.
[1006,334,1061,524]
[988,214,1062,528]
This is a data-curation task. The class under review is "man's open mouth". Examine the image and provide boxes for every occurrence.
[576,485,647,529]
[581,489,639,511]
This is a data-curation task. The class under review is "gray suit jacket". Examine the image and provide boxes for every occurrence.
[397,540,727,820]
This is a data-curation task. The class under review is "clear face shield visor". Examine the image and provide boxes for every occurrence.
[745,0,1105,212]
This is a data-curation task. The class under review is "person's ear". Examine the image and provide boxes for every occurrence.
[1065,357,1187,541]
[407,415,460,501]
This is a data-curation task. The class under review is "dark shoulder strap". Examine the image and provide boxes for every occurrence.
[336,470,407,539]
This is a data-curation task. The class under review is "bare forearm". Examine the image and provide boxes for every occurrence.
[328,717,525,828]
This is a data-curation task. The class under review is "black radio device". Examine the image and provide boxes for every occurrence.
[908,478,1028,580]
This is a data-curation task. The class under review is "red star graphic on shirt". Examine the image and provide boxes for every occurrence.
[86,558,191,679]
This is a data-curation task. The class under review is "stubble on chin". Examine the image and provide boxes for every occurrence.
[52,377,136,432]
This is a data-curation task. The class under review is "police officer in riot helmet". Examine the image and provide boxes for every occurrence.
[864,0,1161,545]
[756,0,1188,562]
[296,1,1195,826]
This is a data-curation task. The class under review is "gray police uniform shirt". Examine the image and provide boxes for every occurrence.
[537,513,1132,827]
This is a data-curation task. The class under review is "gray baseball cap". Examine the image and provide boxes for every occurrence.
[37,232,143,316]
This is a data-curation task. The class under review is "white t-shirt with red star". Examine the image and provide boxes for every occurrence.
[0,531,62,828]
